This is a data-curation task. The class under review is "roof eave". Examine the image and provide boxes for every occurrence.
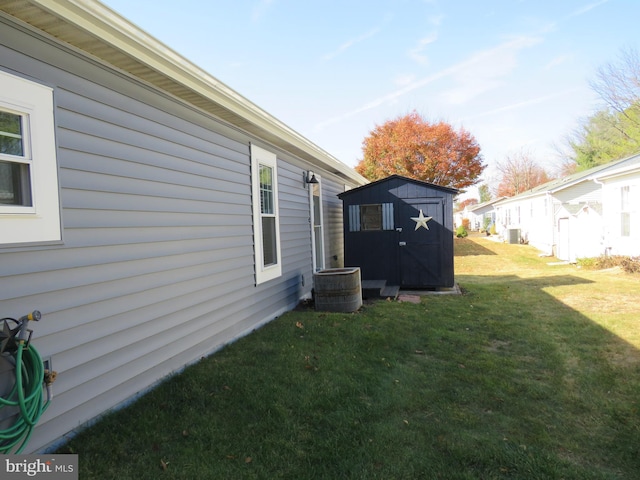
[1,0,366,184]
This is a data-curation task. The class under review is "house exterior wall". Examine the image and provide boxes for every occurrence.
[495,195,554,252]
[555,204,604,262]
[0,17,358,452]
[600,172,640,256]
[523,195,553,253]
[553,181,600,204]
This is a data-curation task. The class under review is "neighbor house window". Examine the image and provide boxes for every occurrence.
[0,70,61,245]
[621,186,630,237]
[251,144,282,284]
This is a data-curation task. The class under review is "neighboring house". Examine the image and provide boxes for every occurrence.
[466,198,505,231]
[590,160,640,257]
[493,154,640,261]
[0,1,366,452]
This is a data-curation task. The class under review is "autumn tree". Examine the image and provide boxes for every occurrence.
[495,149,552,197]
[355,111,485,190]
[457,198,478,210]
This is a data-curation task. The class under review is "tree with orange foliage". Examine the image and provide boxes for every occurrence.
[355,111,485,190]
[495,149,553,197]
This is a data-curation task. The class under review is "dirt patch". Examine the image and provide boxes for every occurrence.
[485,339,511,352]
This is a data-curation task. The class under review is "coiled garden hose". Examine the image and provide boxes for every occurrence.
[0,311,55,454]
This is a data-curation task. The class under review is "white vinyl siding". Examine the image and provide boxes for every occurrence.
[251,144,282,284]
[0,70,61,244]
[0,13,364,454]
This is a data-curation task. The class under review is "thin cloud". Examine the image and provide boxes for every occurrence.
[569,0,611,17]
[462,89,579,121]
[315,35,542,130]
[408,32,438,65]
[323,28,381,61]
[543,55,570,70]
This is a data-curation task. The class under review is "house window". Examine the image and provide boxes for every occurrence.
[310,179,324,272]
[251,144,281,284]
[348,203,394,232]
[621,186,630,237]
[0,70,61,245]
[0,111,32,206]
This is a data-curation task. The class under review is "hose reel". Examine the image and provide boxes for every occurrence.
[0,311,55,453]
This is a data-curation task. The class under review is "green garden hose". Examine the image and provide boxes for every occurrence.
[0,312,53,454]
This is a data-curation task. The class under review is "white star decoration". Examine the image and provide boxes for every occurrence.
[411,209,432,231]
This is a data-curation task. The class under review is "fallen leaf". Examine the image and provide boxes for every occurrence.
[296,322,304,329]
[414,350,425,355]
[160,459,168,471]
[182,430,189,437]
[245,457,252,464]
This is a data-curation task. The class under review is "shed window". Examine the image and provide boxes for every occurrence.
[0,70,61,245]
[251,144,282,284]
[348,203,394,231]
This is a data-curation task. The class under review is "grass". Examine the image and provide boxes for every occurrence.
[58,234,640,479]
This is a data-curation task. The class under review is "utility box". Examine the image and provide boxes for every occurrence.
[508,228,521,244]
[338,175,458,289]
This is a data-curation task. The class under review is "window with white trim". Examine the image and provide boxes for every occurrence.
[310,178,324,272]
[0,70,61,245]
[621,186,631,237]
[251,144,282,284]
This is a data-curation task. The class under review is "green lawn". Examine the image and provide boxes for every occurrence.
[58,235,640,479]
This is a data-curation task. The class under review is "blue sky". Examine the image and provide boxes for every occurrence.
[101,0,638,195]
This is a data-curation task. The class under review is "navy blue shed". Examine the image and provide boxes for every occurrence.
[338,175,458,289]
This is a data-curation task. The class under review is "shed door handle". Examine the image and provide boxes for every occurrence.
[399,241,406,246]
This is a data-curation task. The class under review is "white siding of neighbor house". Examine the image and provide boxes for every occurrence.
[521,195,554,254]
[553,181,601,204]
[601,172,640,256]
[0,18,356,452]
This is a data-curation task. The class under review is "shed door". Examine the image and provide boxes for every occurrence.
[397,199,445,287]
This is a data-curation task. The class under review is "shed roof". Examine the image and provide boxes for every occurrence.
[338,174,459,199]
[0,0,366,185]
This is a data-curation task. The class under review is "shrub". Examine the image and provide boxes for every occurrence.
[489,223,497,235]
[576,255,640,274]
[576,257,597,269]
[456,225,468,238]
[621,256,640,273]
